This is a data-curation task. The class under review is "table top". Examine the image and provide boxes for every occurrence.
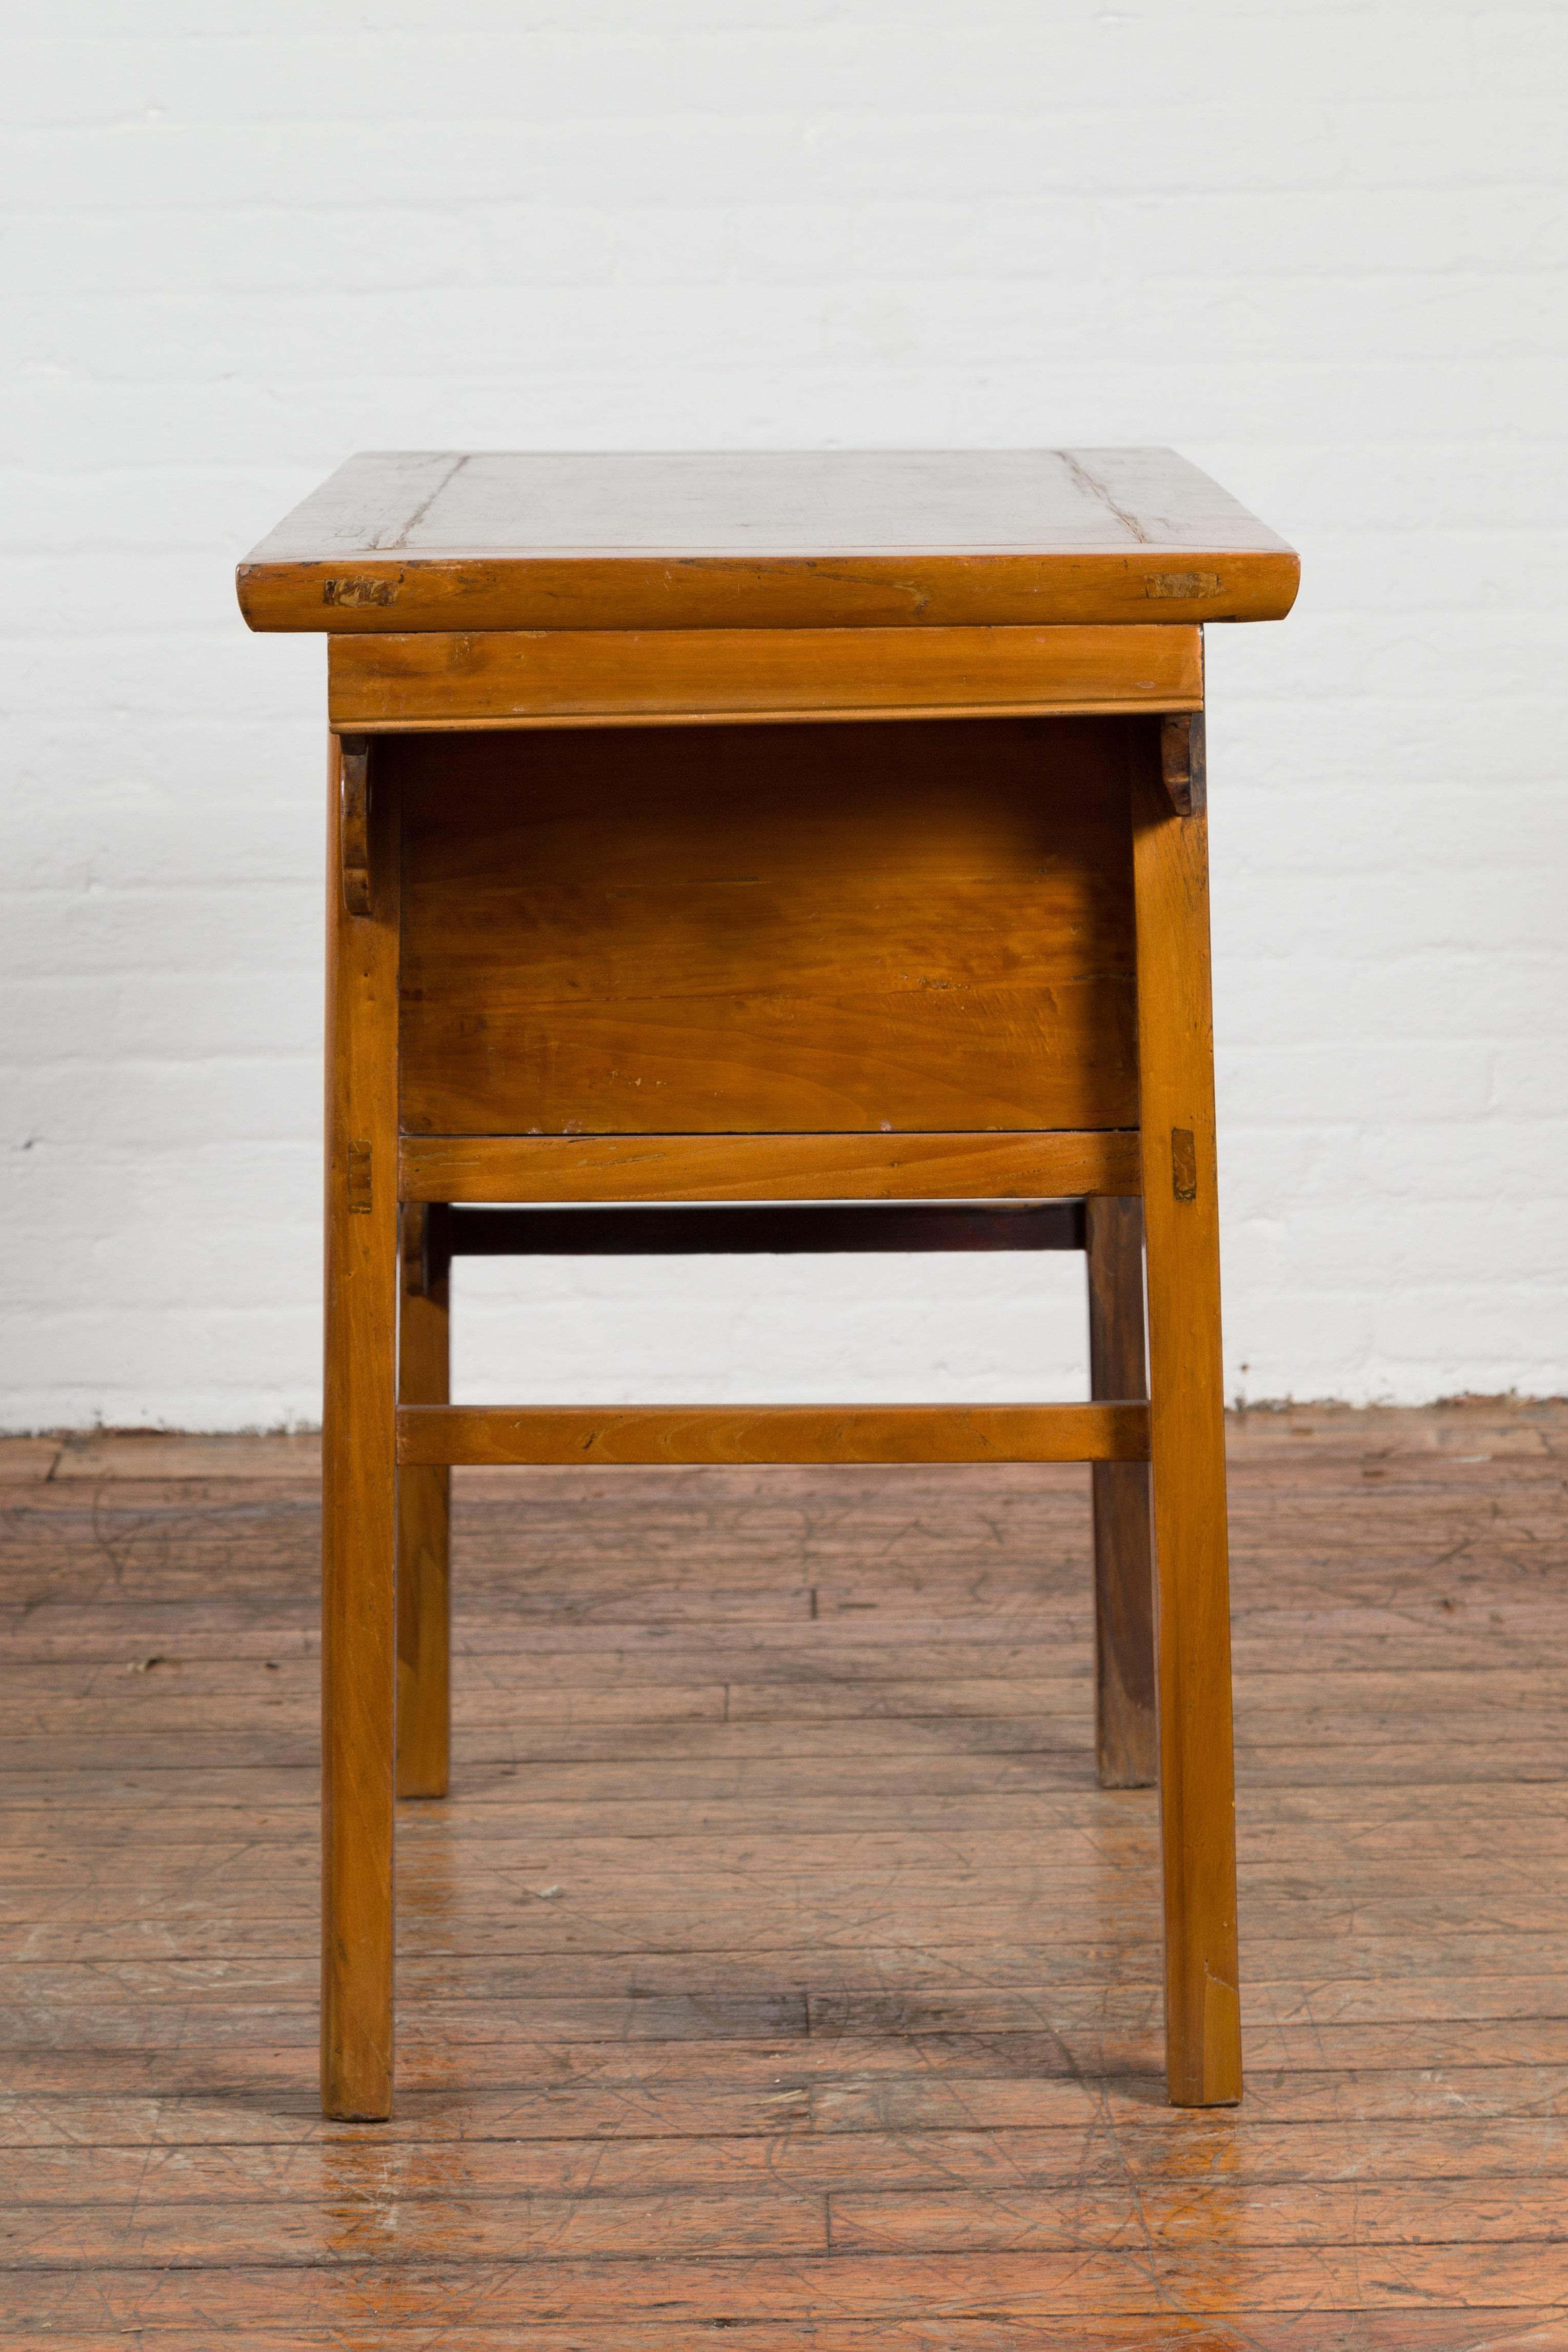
[238,448,1298,635]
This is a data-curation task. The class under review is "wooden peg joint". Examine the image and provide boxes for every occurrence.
[340,735,373,915]
[1160,711,1206,817]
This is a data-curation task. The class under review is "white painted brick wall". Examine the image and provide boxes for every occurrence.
[2,0,1564,1428]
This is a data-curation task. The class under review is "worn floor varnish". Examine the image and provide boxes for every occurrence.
[1,1402,1565,2347]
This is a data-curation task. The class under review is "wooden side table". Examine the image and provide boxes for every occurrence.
[239,450,1298,2121]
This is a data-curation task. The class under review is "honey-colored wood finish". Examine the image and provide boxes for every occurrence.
[329,623,1203,730]
[237,448,1300,634]
[3,1409,1564,2340]
[394,720,1138,1140]
[397,1402,1151,1469]
[1132,743,1242,2107]
[395,1204,450,1802]
[241,450,1298,2126]
[320,737,400,2120]
[1086,1196,1157,1791]
[399,1129,1142,1205]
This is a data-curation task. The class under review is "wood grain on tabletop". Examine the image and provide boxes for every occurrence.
[394,717,1139,1140]
[237,447,1301,635]
[0,1409,1564,2337]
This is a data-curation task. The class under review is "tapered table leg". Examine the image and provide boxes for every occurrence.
[397,1203,451,1798]
[1087,1195,1157,1790]
[321,734,400,2121]
[1132,738,1243,2107]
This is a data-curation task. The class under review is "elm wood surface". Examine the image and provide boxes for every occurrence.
[1,1414,1566,2343]
[394,719,1139,1140]
[1131,748,1242,2106]
[320,737,399,2119]
[327,621,1204,731]
[395,1402,1152,1469]
[400,1130,1141,1204]
[238,448,1301,636]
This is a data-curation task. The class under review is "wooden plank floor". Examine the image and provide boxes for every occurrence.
[1,1402,1566,2348]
